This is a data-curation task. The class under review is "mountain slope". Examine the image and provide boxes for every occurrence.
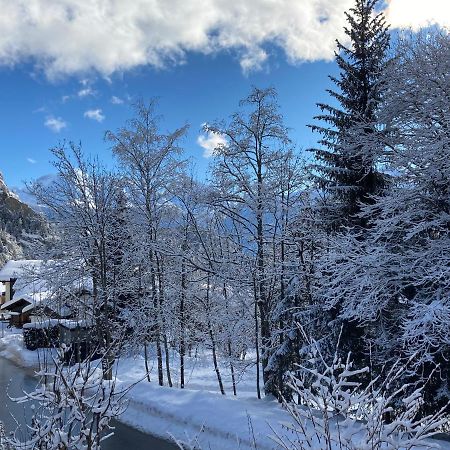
[0,172,51,264]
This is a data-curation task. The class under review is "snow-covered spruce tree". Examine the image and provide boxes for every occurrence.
[317,31,450,414]
[309,0,390,229]
[307,0,391,374]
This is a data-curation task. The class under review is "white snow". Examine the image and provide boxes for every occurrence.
[0,260,50,315]
[23,319,61,330]
[118,375,288,449]
[1,330,450,449]
[0,260,42,281]
[58,319,94,330]
[0,328,56,368]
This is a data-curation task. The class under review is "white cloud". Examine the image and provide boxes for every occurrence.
[111,95,124,105]
[0,0,447,78]
[44,116,67,133]
[84,109,105,122]
[197,130,227,158]
[78,87,95,97]
[240,47,268,75]
[27,157,37,164]
[385,0,450,30]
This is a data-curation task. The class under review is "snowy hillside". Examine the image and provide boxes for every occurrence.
[0,171,52,264]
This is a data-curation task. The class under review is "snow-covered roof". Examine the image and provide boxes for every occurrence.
[1,296,31,310]
[23,319,61,329]
[0,259,93,317]
[21,303,35,313]
[0,260,49,313]
[0,260,43,281]
[59,319,94,329]
[21,300,72,316]
[14,279,49,303]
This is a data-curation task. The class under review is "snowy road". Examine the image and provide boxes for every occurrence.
[0,356,176,449]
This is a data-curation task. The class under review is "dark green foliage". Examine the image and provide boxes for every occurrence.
[23,325,60,350]
[309,0,390,229]
[300,0,391,402]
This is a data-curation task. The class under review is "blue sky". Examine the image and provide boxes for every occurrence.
[0,0,448,191]
[0,51,339,189]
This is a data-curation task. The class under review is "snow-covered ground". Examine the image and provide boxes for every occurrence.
[112,352,450,449]
[116,346,261,397]
[0,327,54,369]
[112,351,289,449]
[1,329,450,449]
[119,374,289,449]
[0,329,285,448]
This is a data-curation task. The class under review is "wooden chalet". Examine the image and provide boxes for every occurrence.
[0,260,42,327]
[0,260,75,327]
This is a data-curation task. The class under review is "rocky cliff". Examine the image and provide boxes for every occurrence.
[0,172,51,264]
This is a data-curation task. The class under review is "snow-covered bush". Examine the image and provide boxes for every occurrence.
[273,336,448,450]
[6,348,129,450]
[23,321,60,351]
[0,421,13,450]
[170,428,203,450]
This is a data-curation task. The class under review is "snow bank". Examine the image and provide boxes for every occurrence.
[1,333,449,449]
[117,379,287,449]
[0,329,55,369]
[23,319,60,330]
[112,352,450,449]
[117,377,450,450]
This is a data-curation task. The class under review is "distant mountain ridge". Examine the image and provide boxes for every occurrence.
[0,171,52,264]
[12,174,58,214]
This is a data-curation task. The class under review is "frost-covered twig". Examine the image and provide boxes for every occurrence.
[6,343,132,450]
[272,336,448,450]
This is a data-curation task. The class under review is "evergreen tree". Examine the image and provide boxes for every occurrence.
[309,0,390,230]
[302,0,391,380]
[318,32,450,414]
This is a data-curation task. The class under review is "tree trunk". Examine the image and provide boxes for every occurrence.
[163,333,172,388]
[228,340,237,396]
[144,341,151,382]
[150,256,164,386]
[205,274,225,395]
[223,284,237,396]
[156,253,172,388]
[209,325,225,395]
[180,253,187,389]
[253,277,261,399]
[156,337,163,386]
[256,152,272,395]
